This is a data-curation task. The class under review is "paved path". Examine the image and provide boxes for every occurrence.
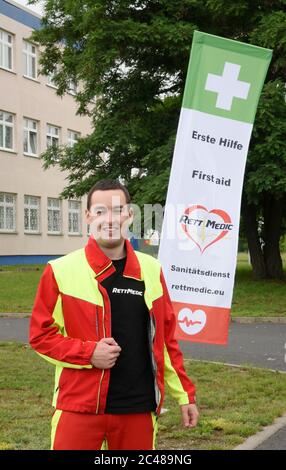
[255,426,286,450]
[0,317,30,343]
[1,318,286,371]
[180,322,286,372]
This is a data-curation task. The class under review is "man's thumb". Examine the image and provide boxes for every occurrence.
[101,337,118,346]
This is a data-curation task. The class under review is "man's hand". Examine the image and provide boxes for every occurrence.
[180,403,199,428]
[90,337,121,369]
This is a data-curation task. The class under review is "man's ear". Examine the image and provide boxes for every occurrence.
[128,206,134,225]
[85,208,91,225]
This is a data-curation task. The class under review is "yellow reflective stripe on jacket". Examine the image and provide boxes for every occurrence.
[51,409,62,450]
[163,344,189,405]
[151,412,159,450]
[49,249,104,306]
[135,251,163,309]
[50,294,65,335]
[35,275,93,370]
[36,352,92,370]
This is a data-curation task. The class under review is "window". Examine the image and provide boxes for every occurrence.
[24,195,40,233]
[68,200,81,234]
[0,193,16,232]
[48,198,62,234]
[67,130,80,148]
[47,124,60,148]
[23,41,37,79]
[47,72,57,88]
[0,30,13,71]
[0,111,13,150]
[68,79,77,95]
[23,118,38,156]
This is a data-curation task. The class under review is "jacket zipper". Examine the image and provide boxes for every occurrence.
[95,307,99,338]
[148,312,161,414]
[96,302,106,414]
[95,262,112,414]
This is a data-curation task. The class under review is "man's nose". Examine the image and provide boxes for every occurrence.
[106,210,117,224]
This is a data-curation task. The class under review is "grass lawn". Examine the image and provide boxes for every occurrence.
[232,253,286,317]
[1,254,285,317]
[1,342,286,450]
[0,265,43,314]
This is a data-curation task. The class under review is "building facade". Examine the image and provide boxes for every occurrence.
[0,0,92,264]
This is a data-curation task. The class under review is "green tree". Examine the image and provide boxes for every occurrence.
[30,0,286,278]
[242,79,286,279]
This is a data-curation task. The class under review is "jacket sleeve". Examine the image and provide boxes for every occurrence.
[160,269,196,405]
[29,264,97,369]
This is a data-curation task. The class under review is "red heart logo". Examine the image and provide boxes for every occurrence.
[181,205,232,253]
[178,308,207,335]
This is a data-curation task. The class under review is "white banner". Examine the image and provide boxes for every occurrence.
[158,31,272,344]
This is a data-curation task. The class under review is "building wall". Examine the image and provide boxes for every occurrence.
[0,1,92,263]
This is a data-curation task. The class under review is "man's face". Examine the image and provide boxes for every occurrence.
[85,189,132,248]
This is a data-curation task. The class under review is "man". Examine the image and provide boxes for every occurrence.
[29,179,199,450]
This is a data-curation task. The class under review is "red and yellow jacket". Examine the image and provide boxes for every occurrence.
[29,237,196,415]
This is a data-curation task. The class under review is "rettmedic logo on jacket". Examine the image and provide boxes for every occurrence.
[111,287,143,296]
[29,237,196,415]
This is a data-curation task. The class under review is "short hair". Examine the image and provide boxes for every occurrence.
[87,179,131,210]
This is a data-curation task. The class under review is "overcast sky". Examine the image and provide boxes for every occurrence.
[14,0,44,16]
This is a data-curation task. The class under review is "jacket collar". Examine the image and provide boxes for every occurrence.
[85,235,142,281]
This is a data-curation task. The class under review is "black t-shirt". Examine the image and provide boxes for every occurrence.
[101,256,156,414]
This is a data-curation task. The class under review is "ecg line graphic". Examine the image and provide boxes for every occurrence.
[178,317,202,327]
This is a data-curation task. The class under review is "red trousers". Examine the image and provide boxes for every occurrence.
[51,409,158,450]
